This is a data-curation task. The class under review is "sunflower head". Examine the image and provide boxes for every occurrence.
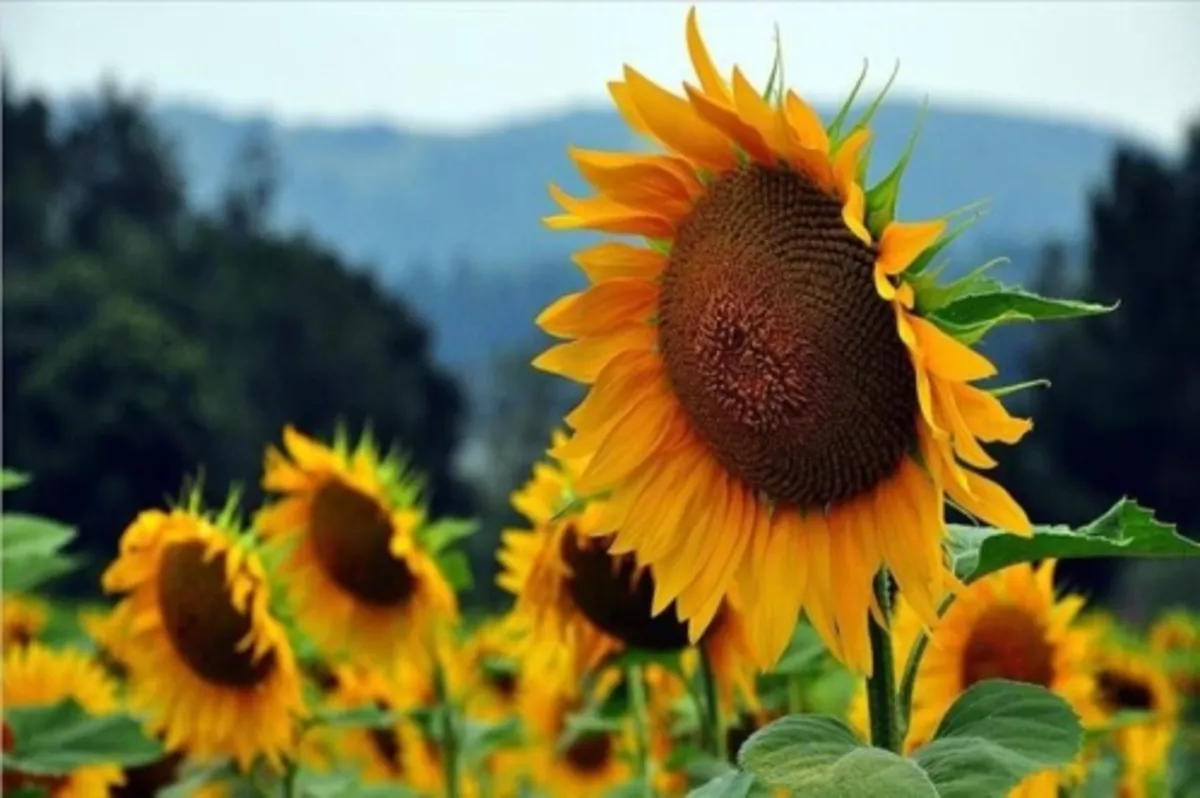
[257,425,459,663]
[532,6,1037,675]
[79,603,135,680]
[2,593,48,649]
[101,489,305,771]
[460,615,529,722]
[1148,609,1199,695]
[3,642,125,796]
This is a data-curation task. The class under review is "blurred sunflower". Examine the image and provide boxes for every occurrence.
[321,663,443,787]
[499,434,758,705]
[1092,644,1179,798]
[1149,609,1199,695]
[460,616,528,722]
[2,642,124,796]
[79,603,134,679]
[519,649,632,798]
[2,593,47,648]
[533,7,1033,673]
[258,426,458,663]
[851,561,1101,797]
[101,498,305,771]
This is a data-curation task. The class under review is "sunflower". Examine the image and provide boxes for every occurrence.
[2,642,124,796]
[2,593,47,648]
[499,434,758,706]
[1149,609,1199,696]
[460,616,528,722]
[850,560,1102,797]
[518,646,632,798]
[79,603,134,679]
[101,500,306,771]
[532,7,1034,673]
[258,426,458,663]
[1091,643,1180,798]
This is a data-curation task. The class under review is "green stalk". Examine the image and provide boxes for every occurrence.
[700,646,728,762]
[435,662,460,798]
[865,569,901,753]
[627,664,653,797]
[897,594,956,742]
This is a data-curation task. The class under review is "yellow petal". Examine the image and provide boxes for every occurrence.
[609,80,652,138]
[532,325,657,383]
[945,468,1032,535]
[536,279,658,338]
[565,349,661,432]
[686,7,730,102]
[843,182,871,244]
[931,377,996,469]
[877,220,947,276]
[569,147,701,220]
[623,65,737,171]
[832,128,870,201]
[572,242,667,284]
[576,389,677,493]
[545,184,674,238]
[951,383,1032,444]
[684,83,773,164]
[907,315,998,383]
[730,67,779,151]
[785,90,830,154]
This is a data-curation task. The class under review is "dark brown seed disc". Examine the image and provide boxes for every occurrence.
[560,531,691,651]
[658,164,918,508]
[308,480,417,606]
[960,605,1055,689]
[113,752,185,798]
[157,540,276,687]
[1095,670,1156,712]
[564,732,613,774]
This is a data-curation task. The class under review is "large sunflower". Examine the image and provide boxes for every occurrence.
[499,433,758,706]
[101,501,306,771]
[533,7,1033,673]
[258,426,458,663]
[2,642,124,796]
[1091,643,1180,798]
[861,560,1104,797]
[2,593,47,648]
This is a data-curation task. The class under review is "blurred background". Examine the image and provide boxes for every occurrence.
[2,1,1198,617]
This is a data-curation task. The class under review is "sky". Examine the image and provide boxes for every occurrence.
[3,1,1199,147]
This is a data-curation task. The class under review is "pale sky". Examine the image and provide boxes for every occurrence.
[3,1,1199,146]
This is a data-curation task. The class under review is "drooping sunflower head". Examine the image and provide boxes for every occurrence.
[460,615,529,722]
[2,593,48,649]
[79,602,135,680]
[534,6,1035,674]
[2,642,125,796]
[100,492,306,771]
[257,425,459,663]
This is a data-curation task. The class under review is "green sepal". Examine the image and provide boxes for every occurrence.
[826,60,869,153]
[932,287,1116,329]
[762,24,786,109]
[904,205,988,279]
[846,60,900,143]
[912,256,1009,317]
[865,98,929,237]
[435,549,474,592]
[989,379,1051,398]
[646,238,673,255]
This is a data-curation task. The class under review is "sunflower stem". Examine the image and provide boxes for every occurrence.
[434,661,460,798]
[897,593,956,742]
[282,760,298,798]
[700,646,728,763]
[627,663,653,797]
[866,569,901,753]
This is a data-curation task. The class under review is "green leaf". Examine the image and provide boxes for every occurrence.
[687,771,760,798]
[2,553,79,594]
[309,705,397,730]
[2,700,164,775]
[931,287,1115,330]
[437,549,474,591]
[912,680,1082,798]
[912,257,1009,316]
[420,517,479,554]
[865,98,928,236]
[768,746,939,796]
[949,499,1200,584]
[737,715,862,783]
[295,769,419,798]
[461,717,524,764]
[1,469,30,491]
[1,514,76,558]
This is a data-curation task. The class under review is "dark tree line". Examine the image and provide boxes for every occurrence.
[3,79,476,595]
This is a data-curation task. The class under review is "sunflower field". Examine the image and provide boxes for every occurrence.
[3,8,1199,798]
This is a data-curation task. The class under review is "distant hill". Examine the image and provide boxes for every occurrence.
[146,100,1135,279]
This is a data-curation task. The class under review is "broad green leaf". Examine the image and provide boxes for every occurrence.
[2,552,78,593]
[913,257,1008,316]
[2,700,163,775]
[309,705,397,730]
[687,771,759,798]
[437,549,474,591]
[931,287,1114,329]
[949,499,1199,584]
[461,717,523,764]
[420,517,478,554]
[1,514,76,558]
[912,680,1082,798]
[1,469,30,490]
[738,715,935,794]
[295,769,419,798]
